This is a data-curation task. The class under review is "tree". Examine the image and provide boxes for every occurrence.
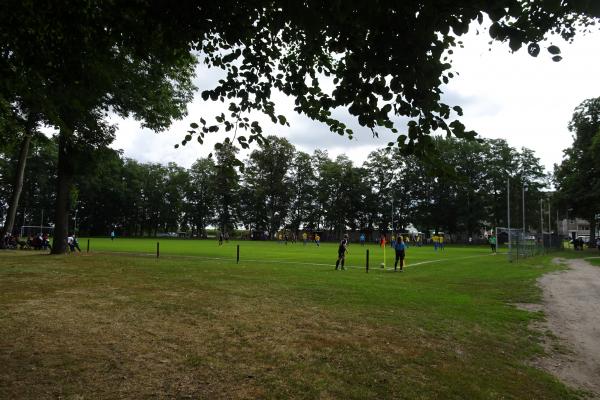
[213,143,241,234]
[1,2,197,252]
[241,136,294,237]
[3,2,600,250]
[555,97,600,246]
[0,132,57,238]
[0,101,43,245]
[186,158,217,238]
[185,1,600,156]
[289,151,317,233]
[364,149,395,232]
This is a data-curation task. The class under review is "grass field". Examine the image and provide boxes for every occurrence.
[0,239,586,399]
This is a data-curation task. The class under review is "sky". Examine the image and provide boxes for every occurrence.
[109,21,600,173]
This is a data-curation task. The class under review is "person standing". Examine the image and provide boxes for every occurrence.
[72,234,81,252]
[394,236,406,272]
[359,232,366,246]
[67,234,78,253]
[110,230,115,241]
[302,232,308,245]
[315,233,320,247]
[335,234,349,270]
[489,235,496,253]
[218,231,224,246]
[596,237,600,251]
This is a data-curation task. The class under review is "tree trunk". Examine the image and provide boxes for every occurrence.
[51,130,75,254]
[0,129,34,247]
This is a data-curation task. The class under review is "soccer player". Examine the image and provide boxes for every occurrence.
[359,232,365,246]
[315,234,320,247]
[335,234,349,270]
[439,234,444,250]
[489,235,496,253]
[394,236,406,272]
[72,234,81,252]
[302,232,308,245]
[218,231,224,246]
[110,230,115,241]
[67,234,77,253]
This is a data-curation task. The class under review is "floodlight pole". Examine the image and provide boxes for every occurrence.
[548,200,551,247]
[522,183,525,236]
[391,196,394,233]
[507,178,511,261]
[540,199,543,234]
[556,210,560,248]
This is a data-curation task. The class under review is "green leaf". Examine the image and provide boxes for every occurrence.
[548,45,561,55]
[190,122,199,129]
[277,115,287,125]
[527,43,540,57]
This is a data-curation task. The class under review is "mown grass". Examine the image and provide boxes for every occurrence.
[0,241,584,399]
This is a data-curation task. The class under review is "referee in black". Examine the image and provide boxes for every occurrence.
[335,233,349,271]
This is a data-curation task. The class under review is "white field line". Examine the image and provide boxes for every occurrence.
[93,250,495,270]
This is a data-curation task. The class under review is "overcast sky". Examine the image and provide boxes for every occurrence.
[110,22,600,172]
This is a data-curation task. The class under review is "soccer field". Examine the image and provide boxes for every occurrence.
[0,241,578,399]
[80,237,495,270]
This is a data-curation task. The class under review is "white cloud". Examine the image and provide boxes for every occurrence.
[111,23,600,171]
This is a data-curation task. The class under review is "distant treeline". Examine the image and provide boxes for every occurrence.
[0,135,549,239]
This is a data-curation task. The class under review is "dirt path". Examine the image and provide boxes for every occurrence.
[536,258,600,398]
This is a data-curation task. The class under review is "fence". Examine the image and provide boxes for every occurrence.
[496,227,562,262]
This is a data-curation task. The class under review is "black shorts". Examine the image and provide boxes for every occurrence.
[338,250,346,258]
[395,250,405,259]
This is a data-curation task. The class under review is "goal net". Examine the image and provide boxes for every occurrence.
[495,227,561,262]
[19,225,54,238]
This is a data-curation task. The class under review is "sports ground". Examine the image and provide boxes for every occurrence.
[0,239,584,399]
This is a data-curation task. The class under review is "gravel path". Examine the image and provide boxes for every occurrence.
[537,258,600,398]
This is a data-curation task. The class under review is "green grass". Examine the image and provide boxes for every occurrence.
[0,240,585,399]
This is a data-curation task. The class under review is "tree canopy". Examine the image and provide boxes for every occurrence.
[1,1,599,250]
[183,0,600,154]
[554,97,600,244]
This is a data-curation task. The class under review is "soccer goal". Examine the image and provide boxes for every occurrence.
[495,227,561,262]
[19,225,54,238]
